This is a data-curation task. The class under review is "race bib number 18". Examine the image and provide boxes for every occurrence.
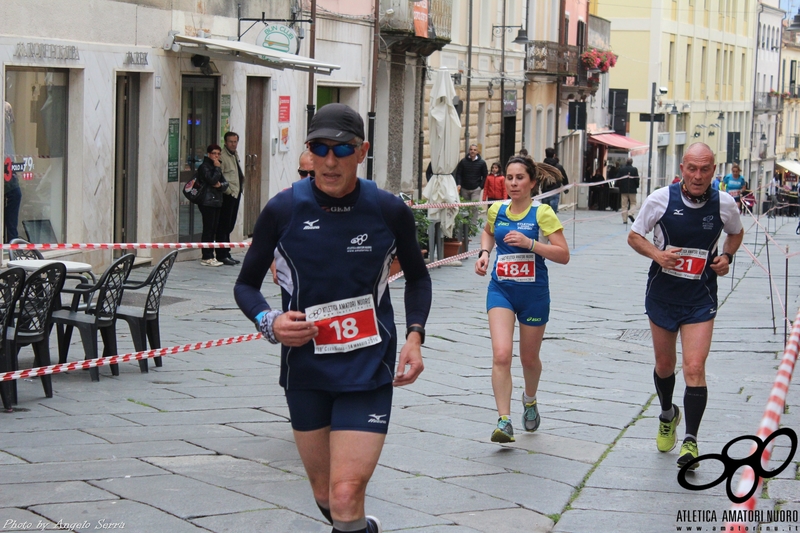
[305,295,381,354]
[663,247,708,280]
[496,253,536,282]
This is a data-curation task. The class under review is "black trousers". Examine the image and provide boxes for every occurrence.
[215,194,240,260]
[198,204,221,260]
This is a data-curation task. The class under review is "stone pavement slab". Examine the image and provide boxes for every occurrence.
[1,211,799,533]
[441,508,554,533]
[29,499,208,532]
[92,473,272,519]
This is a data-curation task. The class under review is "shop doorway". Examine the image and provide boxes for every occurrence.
[114,73,139,249]
[3,68,68,244]
[244,77,266,236]
[501,115,516,167]
[179,76,218,242]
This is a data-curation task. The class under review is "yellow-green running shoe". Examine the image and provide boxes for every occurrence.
[677,440,699,470]
[656,405,681,452]
[491,417,515,443]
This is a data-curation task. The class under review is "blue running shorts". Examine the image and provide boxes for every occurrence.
[486,279,550,326]
[284,383,393,434]
[645,297,717,333]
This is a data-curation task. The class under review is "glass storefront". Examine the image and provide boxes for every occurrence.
[4,68,67,243]
[179,76,218,242]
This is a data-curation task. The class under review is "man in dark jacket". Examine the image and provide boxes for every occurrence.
[616,157,640,223]
[542,148,568,213]
[454,144,488,225]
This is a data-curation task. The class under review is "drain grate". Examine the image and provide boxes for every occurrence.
[619,329,652,342]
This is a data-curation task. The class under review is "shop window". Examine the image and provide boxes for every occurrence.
[4,69,67,243]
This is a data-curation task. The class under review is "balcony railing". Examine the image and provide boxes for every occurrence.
[754,92,783,113]
[526,41,579,77]
[380,0,452,42]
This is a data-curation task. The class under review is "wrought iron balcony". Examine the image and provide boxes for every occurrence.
[560,63,600,101]
[526,41,580,78]
[380,0,452,56]
[754,92,782,114]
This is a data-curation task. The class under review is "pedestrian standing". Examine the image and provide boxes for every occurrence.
[482,162,507,202]
[474,156,570,443]
[197,144,228,267]
[455,144,488,226]
[616,157,640,223]
[217,132,244,265]
[234,103,432,533]
[627,143,744,469]
[542,148,568,214]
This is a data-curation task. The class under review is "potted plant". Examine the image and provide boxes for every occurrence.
[444,203,482,257]
[389,198,430,275]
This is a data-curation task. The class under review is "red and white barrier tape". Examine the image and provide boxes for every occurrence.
[0,333,263,382]
[4,247,479,382]
[0,242,251,251]
[388,247,480,282]
[724,305,800,530]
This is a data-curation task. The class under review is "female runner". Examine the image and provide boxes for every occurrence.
[474,156,570,443]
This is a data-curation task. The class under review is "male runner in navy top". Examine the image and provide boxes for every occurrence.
[628,143,743,470]
[234,104,431,533]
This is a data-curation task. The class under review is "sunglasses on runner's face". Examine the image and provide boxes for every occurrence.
[297,169,315,178]
[308,142,359,158]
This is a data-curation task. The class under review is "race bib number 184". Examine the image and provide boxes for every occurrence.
[496,253,536,282]
[663,247,708,280]
[305,295,381,354]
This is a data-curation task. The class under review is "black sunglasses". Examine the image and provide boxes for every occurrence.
[308,142,359,158]
[298,169,315,178]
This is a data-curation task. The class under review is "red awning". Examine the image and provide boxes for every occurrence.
[588,132,648,152]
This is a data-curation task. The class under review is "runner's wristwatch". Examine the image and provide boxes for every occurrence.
[722,252,734,263]
[406,325,425,344]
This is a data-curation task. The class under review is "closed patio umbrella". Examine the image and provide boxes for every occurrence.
[423,69,461,238]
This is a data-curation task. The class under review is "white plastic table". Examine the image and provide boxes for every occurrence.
[8,259,96,282]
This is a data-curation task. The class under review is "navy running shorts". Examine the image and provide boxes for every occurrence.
[486,278,550,326]
[284,383,393,434]
[645,297,717,333]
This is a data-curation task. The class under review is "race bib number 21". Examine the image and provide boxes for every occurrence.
[305,295,381,354]
[663,247,708,280]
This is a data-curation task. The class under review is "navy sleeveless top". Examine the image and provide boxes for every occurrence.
[276,178,397,391]
[646,183,724,307]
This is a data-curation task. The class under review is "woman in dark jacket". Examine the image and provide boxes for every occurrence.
[197,144,228,267]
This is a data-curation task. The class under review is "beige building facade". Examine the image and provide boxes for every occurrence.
[599,0,756,192]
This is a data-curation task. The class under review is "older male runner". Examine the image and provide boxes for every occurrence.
[234,103,431,533]
[627,143,743,469]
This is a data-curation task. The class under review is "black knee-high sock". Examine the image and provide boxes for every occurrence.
[316,501,332,524]
[684,386,708,441]
[654,370,676,414]
[332,528,366,533]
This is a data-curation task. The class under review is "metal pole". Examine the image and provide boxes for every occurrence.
[785,246,789,343]
[766,233,776,334]
[646,82,656,196]
[417,62,426,200]
[464,0,473,155]
[754,216,759,248]
[366,0,380,181]
[306,0,317,134]
[500,0,506,166]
